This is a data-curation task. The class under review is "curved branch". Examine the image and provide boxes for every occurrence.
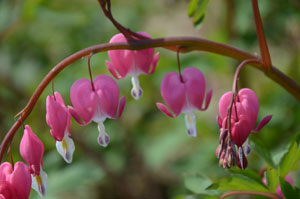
[1,36,300,162]
[221,191,280,199]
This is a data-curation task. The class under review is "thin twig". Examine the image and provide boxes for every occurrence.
[251,0,272,71]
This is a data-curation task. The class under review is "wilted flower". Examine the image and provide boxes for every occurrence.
[216,88,272,169]
[156,67,212,137]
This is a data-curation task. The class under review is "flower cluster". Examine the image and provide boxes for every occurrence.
[0,32,161,198]
[0,31,274,198]
[216,88,272,169]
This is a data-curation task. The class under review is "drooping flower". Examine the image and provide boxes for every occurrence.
[0,162,31,199]
[46,91,75,163]
[216,88,272,169]
[20,125,48,197]
[69,75,126,147]
[106,32,160,100]
[156,67,212,137]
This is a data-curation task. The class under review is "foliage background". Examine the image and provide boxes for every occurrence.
[0,0,300,198]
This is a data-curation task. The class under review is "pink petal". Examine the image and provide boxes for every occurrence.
[68,106,85,125]
[253,115,272,132]
[46,95,68,141]
[160,72,185,116]
[107,33,133,77]
[182,67,206,110]
[217,115,222,128]
[93,75,120,118]
[147,52,160,74]
[156,103,177,118]
[218,91,232,119]
[0,181,16,199]
[238,88,259,127]
[8,162,31,199]
[116,96,126,118]
[231,117,252,146]
[70,78,97,124]
[105,61,123,79]
[20,125,44,176]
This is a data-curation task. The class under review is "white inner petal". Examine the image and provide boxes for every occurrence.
[131,76,143,100]
[238,147,244,170]
[56,132,75,164]
[97,122,110,147]
[31,166,48,197]
[184,112,197,137]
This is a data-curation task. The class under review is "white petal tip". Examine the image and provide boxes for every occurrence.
[32,168,48,197]
[97,133,110,147]
[187,128,197,137]
[56,135,75,164]
[131,76,143,100]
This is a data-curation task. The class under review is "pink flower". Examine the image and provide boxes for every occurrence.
[106,32,160,100]
[218,88,272,147]
[217,88,272,169]
[263,175,294,198]
[20,125,48,197]
[70,75,126,147]
[156,67,212,137]
[46,91,75,163]
[0,162,31,199]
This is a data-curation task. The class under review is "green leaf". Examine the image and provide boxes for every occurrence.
[250,137,275,168]
[208,175,269,192]
[279,142,300,177]
[187,0,210,27]
[229,167,264,186]
[279,178,297,199]
[184,174,218,195]
[265,167,279,193]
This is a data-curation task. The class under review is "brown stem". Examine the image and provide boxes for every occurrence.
[1,37,300,162]
[221,191,280,199]
[251,0,272,71]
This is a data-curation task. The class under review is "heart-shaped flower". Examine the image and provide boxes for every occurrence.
[156,67,212,137]
[106,32,160,100]
[70,75,125,147]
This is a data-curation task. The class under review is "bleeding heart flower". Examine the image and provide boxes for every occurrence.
[216,88,272,169]
[156,67,212,137]
[46,91,75,164]
[20,125,48,197]
[106,32,160,100]
[0,162,31,199]
[218,88,272,147]
[70,75,126,147]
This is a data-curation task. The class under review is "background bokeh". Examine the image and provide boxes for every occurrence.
[0,0,300,198]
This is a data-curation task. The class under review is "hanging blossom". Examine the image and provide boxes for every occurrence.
[156,67,212,137]
[20,125,48,197]
[46,91,75,163]
[106,32,160,100]
[0,162,31,199]
[69,75,125,147]
[216,88,272,169]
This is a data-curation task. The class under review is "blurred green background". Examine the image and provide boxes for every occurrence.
[0,0,300,198]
